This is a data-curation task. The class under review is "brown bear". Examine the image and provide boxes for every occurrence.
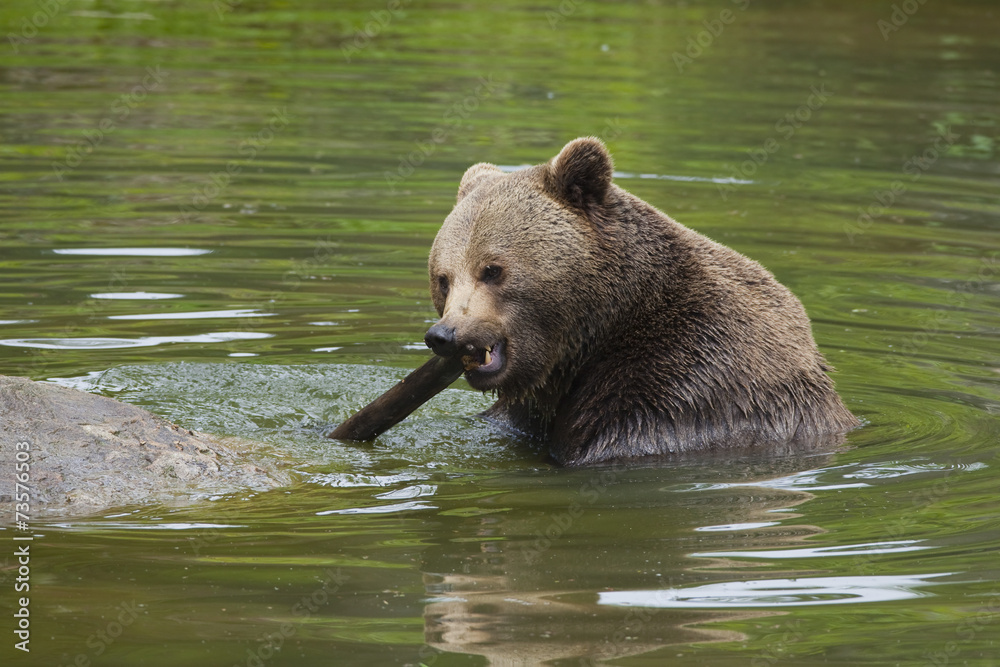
[424,137,859,465]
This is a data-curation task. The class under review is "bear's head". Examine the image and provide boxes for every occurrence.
[425,137,618,403]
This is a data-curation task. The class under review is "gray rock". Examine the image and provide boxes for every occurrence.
[0,375,294,518]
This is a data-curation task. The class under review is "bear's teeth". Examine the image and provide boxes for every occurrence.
[461,349,492,371]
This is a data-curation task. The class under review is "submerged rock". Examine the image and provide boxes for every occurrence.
[0,375,294,517]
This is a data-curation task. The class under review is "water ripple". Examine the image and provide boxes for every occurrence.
[108,309,273,321]
[307,472,431,488]
[598,573,952,609]
[91,292,185,300]
[52,247,212,256]
[691,540,929,559]
[316,500,436,516]
[0,331,272,350]
[695,522,781,532]
[375,484,437,500]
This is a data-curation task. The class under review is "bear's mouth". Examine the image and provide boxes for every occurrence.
[461,340,504,375]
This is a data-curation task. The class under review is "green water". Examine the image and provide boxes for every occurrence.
[2,0,999,665]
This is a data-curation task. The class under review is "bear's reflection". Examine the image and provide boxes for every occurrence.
[417,456,825,665]
[421,572,754,665]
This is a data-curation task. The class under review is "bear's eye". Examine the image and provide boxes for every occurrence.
[481,265,503,283]
[437,275,449,296]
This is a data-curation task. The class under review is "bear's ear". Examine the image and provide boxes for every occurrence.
[457,162,502,202]
[546,137,614,212]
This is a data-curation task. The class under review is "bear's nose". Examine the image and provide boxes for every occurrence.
[424,323,459,357]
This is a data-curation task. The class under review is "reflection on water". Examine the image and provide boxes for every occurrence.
[0,331,271,350]
[1,0,998,664]
[90,291,185,300]
[51,522,246,531]
[598,573,952,609]
[422,577,747,664]
[318,500,437,516]
[695,521,780,532]
[691,539,929,559]
[107,308,273,320]
[51,248,214,256]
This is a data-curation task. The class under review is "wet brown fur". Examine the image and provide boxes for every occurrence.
[428,137,859,466]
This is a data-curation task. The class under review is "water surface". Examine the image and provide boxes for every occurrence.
[1,1,998,665]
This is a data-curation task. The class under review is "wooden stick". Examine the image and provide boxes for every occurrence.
[328,354,466,441]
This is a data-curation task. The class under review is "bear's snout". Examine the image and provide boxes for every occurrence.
[425,319,506,382]
[425,323,459,357]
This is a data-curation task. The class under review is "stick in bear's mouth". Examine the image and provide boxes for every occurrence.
[328,354,466,442]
